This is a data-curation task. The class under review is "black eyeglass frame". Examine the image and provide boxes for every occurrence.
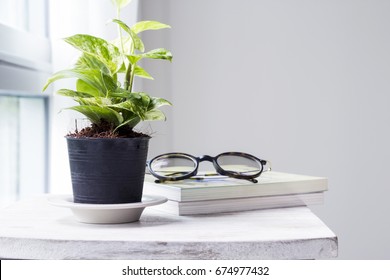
[147,152,269,183]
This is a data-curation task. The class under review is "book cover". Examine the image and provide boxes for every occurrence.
[153,192,325,215]
[143,171,328,202]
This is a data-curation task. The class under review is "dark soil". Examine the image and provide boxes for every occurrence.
[67,121,149,139]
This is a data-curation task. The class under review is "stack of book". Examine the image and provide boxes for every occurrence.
[143,171,327,215]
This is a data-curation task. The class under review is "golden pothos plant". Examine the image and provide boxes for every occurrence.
[43,0,172,136]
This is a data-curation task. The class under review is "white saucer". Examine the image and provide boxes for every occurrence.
[48,194,167,224]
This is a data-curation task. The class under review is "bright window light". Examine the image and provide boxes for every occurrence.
[0,0,50,207]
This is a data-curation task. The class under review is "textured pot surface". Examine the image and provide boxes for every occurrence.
[66,137,150,204]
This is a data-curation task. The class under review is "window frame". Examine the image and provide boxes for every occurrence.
[0,1,52,204]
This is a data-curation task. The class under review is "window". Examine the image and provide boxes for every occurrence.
[0,0,50,207]
[0,94,49,206]
[0,0,48,36]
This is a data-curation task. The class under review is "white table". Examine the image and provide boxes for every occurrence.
[0,196,337,259]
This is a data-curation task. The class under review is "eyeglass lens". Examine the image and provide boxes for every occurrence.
[216,154,261,176]
[149,155,196,178]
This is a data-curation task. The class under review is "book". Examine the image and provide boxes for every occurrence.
[143,171,328,202]
[152,192,325,215]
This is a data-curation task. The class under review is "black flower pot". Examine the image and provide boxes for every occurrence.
[66,137,150,204]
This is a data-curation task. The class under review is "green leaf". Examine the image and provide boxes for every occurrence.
[148,97,172,110]
[73,97,112,107]
[107,88,132,99]
[43,69,105,95]
[143,48,173,61]
[134,65,154,80]
[101,72,118,93]
[143,109,166,121]
[64,34,122,74]
[140,92,151,109]
[76,53,109,73]
[111,19,144,52]
[56,89,94,98]
[76,79,100,97]
[109,93,150,119]
[127,54,142,64]
[111,0,132,10]
[126,49,172,63]
[114,116,141,131]
[109,100,144,118]
[67,105,123,126]
[132,21,171,34]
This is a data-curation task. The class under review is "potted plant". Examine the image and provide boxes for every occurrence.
[43,0,172,204]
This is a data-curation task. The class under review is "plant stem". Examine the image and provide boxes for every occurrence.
[124,63,132,90]
[128,64,136,92]
[116,6,134,92]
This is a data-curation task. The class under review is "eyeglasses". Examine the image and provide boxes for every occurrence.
[147,152,271,183]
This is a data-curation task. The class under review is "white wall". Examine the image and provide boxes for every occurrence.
[140,0,390,259]
[135,0,173,158]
